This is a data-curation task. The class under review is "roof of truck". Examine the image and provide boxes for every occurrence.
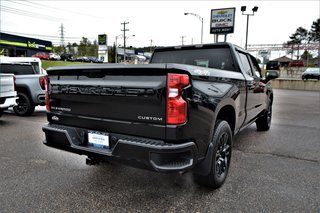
[153,42,243,52]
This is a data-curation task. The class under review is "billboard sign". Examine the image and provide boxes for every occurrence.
[210,8,236,34]
[98,34,107,45]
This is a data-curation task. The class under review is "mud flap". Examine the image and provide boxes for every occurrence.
[192,143,213,176]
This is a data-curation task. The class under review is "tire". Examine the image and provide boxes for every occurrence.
[256,101,272,131]
[193,120,232,189]
[13,93,35,116]
[0,109,3,117]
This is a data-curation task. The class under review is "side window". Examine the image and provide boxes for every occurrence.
[238,52,253,76]
[248,55,262,78]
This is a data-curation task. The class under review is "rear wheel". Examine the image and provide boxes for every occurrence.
[0,109,3,117]
[13,93,35,116]
[256,101,272,131]
[193,120,232,189]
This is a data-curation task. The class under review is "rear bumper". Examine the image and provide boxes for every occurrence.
[0,96,17,109]
[42,123,198,172]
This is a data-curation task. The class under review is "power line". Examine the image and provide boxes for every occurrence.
[21,0,106,21]
[0,5,66,22]
[59,24,65,47]
[0,30,96,40]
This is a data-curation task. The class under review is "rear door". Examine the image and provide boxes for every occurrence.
[237,51,264,124]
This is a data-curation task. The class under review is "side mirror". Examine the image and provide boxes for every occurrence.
[265,70,279,81]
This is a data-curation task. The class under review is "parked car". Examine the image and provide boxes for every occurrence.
[75,56,89,62]
[302,67,320,80]
[289,60,304,67]
[60,53,73,61]
[266,61,280,70]
[49,53,61,60]
[0,56,44,74]
[87,56,103,63]
[0,63,46,116]
[32,52,49,60]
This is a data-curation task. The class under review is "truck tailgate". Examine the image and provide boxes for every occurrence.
[0,74,15,98]
[47,65,169,139]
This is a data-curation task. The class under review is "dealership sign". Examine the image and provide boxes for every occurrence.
[98,34,108,62]
[98,34,107,45]
[210,8,236,34]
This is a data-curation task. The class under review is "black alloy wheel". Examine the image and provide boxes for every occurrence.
[256,100,272,131]
[193,120,232,189]
[215,132,230,179]
[13,93,35,116]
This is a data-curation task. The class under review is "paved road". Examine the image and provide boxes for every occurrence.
[0,89,319,212]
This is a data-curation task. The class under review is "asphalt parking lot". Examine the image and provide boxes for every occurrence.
[0,89,319,212]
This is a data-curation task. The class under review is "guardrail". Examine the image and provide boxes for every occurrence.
[271,78,320,91]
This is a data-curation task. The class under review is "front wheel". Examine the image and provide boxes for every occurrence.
[13,93,35,116]
[193,120,232,189]
[256,102,272,131]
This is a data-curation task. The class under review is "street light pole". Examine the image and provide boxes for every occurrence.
[115,35,122,63]
[184,12,204,44]
[241,6,259,50]
[245,14,250,51]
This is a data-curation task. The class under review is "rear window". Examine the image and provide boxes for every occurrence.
[0,64,35,75]
[151,47,235,71]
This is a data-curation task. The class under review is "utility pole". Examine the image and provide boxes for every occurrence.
[180,36,186,46]
[150,39,153,52]
[59,24,65,49]
[121,21,129,62]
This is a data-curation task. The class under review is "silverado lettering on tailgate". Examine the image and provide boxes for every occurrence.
[51,85,156,97]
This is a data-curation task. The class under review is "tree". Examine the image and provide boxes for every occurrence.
[309,18,320,42]
[108,43,116,63]
[301,50,313,60]
[53,45,65,54]
[88,40,98,57]
[287,27,308,59]
[78,37,91,56]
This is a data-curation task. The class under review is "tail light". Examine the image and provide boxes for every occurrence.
[13,75,16,91]
[44,75,50,112]
[166,73,189,125]
[39,76,46,90]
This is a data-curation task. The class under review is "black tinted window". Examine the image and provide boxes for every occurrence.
[238,52,253,76]
[151,48,236,71]
[0,64,35,75]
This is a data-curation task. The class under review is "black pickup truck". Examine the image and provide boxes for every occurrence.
[42,43,278,189]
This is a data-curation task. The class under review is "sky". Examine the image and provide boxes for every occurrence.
[1,0,319,51]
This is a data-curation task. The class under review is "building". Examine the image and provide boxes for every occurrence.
[270,56,292,67]
[0,32,53,57]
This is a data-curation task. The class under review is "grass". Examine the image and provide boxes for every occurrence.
[41,60,85,70]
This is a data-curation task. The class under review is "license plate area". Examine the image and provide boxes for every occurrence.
[88,131,109,149]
